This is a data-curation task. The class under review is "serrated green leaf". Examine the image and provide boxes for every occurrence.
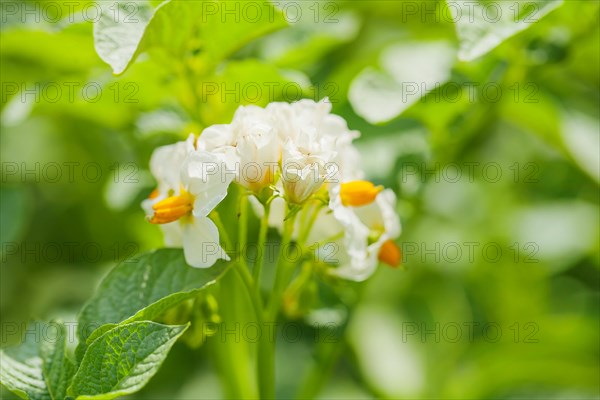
[69,322,188,399]
[447,0,563,61]
[77,249,228,346]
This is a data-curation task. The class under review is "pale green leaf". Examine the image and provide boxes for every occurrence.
[93,1,155,74]
[349,42,455,124]
[0,322,51,400]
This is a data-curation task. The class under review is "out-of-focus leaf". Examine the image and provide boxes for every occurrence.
[259,8,360,70]
[77,249,228,345]
[447,0,563,61]
[561,110,600,183]
[0,186,32,246]
[349,307,425,398]
[69,322,188,399]
[0,27,98,81]
[510,201,599,272]
[198,59,310,124]
[200,0,288,64]
[349,42,455,124]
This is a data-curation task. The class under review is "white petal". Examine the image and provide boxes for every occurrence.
[181,151,235,217]
[182,217,230,268]
[149,135,194,193]
[161,221,184,247]
[198,124,234,151]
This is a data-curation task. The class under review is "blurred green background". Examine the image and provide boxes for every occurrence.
[1,0,599,399]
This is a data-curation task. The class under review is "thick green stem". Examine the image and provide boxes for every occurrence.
[211,207,275,399]
[212,270,257,399]
[234,263,275,400]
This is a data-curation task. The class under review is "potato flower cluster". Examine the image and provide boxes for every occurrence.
[143,99,401,281]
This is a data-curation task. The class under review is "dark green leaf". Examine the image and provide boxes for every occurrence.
[77,249,228,345]
[69,322,188,399]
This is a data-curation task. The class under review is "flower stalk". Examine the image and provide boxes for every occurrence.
[253,200,271,284]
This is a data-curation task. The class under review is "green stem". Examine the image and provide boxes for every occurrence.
[212,267,256,399]
[182,60,206,127]
[266,211,299,321]
[211,208,274,399]
[296,281,369,399]
[253,201,271,284]
[238,193,249,270]
[233,263,275,399]
[298,201,323,245]
[210,210,233,252]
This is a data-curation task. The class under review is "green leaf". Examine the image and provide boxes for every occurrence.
[133,0,204,60]
[447,0,563,61]
[199,0,288,64]
[39,323,76,400]
[0,322,50,400]
[0,322,77,400]
[93,1,155,74]
[69,322,188,399]
[94,0,288,75]
[258,7,360,70]
[77,249,228,345]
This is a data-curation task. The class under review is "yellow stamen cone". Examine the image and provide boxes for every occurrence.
[340,181,383,207]
[150,190,194,224]
[378,240,401,268]
[148,188,160,199]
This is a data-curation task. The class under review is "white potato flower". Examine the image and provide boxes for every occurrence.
[333,187,401,281]
[198,105,280,192]
[143,134,232,268]
[307,182,401,281]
